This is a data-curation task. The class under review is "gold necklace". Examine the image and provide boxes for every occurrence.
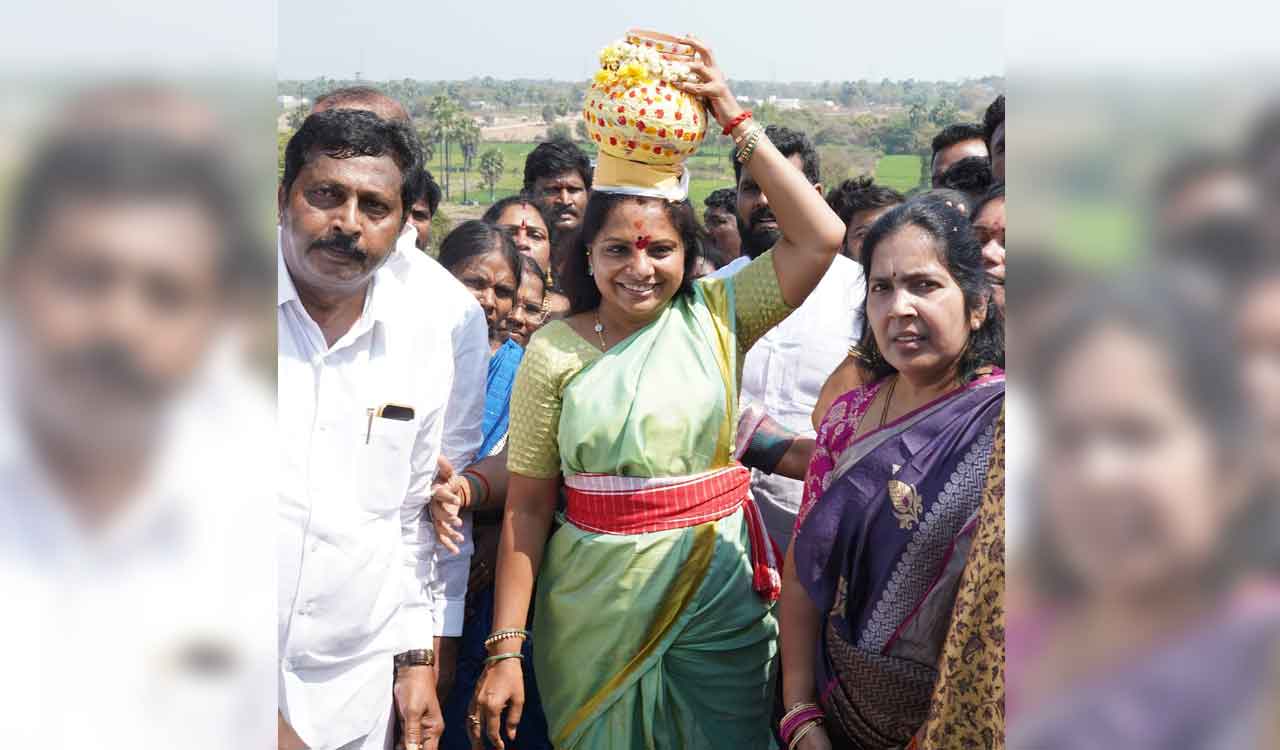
[593,309,607,349]
[879,375,898,428]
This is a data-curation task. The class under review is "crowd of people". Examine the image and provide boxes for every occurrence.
[275,33,1008,750]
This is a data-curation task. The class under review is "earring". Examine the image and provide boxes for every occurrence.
[587,262,594,276]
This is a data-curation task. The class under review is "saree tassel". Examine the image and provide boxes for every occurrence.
[742,495,782,601]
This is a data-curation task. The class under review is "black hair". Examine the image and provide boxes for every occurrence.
[518,254,548,294]
[734,125,820,185]
[983,94,1005,148]
[825,175,905,225]
[938,156,994,202]
[1032,274,1242,443]
[1152,148,1238,209]
[972,181,1005,221]
[437,219,522,288]
[852,195,1004,383]
[9,131,258,289]
[281,109,423,225]
[930,122,986,159]
[522,138,592,193]
[482,193,548,228]
[409,166,442,217]
[703,187,737,213]
[562,193,704,314]
[910,187,974,217]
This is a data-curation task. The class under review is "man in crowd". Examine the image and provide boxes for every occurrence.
[407,167,443,252]
[985,94,1005,183]
[930,122,989,188]
[522,138,592,280]
[825,175,903,259]
[0,103,274,748]
[310,88,487,706]
[703,187,742,266]
[938,155,994,207]
[277,109,446,750]
[711,125,865,553]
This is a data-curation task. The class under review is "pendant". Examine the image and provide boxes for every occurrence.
[594,323,604,333]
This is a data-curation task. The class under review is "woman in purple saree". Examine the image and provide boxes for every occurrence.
[778,195,1005,750]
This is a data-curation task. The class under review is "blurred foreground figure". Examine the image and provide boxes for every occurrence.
[0,89,274,750]
[1008,277,1280,748]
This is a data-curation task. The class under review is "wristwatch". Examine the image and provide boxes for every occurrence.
[393,648,435,669]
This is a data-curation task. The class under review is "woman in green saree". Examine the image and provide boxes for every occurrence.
[468,36,846,750]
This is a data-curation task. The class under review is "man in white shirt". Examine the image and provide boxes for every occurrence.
[0,122,275,750]
[277,108,447,750]
[311,88,489,704]
[710,125,865,553]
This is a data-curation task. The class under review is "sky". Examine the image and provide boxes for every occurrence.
[277,0,1005,82]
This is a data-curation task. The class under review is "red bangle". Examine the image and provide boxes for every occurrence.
[721,109,753,135]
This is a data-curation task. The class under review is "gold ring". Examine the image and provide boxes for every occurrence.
[468,715,482,726]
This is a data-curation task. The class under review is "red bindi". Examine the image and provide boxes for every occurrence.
[635,235,651,249]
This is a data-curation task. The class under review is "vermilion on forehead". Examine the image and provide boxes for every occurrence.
[598,204,680,243]
[499,205,548,231]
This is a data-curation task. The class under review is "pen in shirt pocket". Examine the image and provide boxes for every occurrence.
[365,403,416,444]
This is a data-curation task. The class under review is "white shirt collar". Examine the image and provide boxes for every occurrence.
[276,236,405,329]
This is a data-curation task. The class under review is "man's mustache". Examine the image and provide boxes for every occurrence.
[310,233,368,262]
[749,208,778,230]
[53,342,160,398]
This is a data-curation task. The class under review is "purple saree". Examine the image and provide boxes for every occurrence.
[794,372,1005,748]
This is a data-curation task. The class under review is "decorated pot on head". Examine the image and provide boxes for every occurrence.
[583,29,709,201]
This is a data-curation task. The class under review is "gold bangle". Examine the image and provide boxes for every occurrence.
[787,718,822,750]
[483,628,530,648]
[736,126,765,165]
[734,127,757,162]
[779,701,821,730]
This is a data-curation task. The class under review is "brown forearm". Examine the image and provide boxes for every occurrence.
[780,544,822,707]
[774,438,816,481]
[464,449,510,511]
[490,474,557,632]
[731,123,844,307]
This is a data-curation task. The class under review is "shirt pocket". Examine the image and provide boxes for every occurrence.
[355,414,419,515]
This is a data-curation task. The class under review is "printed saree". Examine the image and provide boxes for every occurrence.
[793,371,1005,748]
[506,249,792,749]
[478,338,524,459]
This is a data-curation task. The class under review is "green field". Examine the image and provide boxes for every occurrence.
[428,139,740,209]
[874,154,924,193]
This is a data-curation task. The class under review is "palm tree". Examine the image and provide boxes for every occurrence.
[426,94,461,201]
[479,148,504,202]
[456,118,481,204]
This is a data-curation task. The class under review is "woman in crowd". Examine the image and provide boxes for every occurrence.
[1007,277,1280,748]
[809,187,979,431]
[438,220,524,462]
[469,36,846,750]
[484,194,571,320]
[505,255,548,349]
[972,183,1006,310]
[780,196,1005,750]
[436,222,554,749]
